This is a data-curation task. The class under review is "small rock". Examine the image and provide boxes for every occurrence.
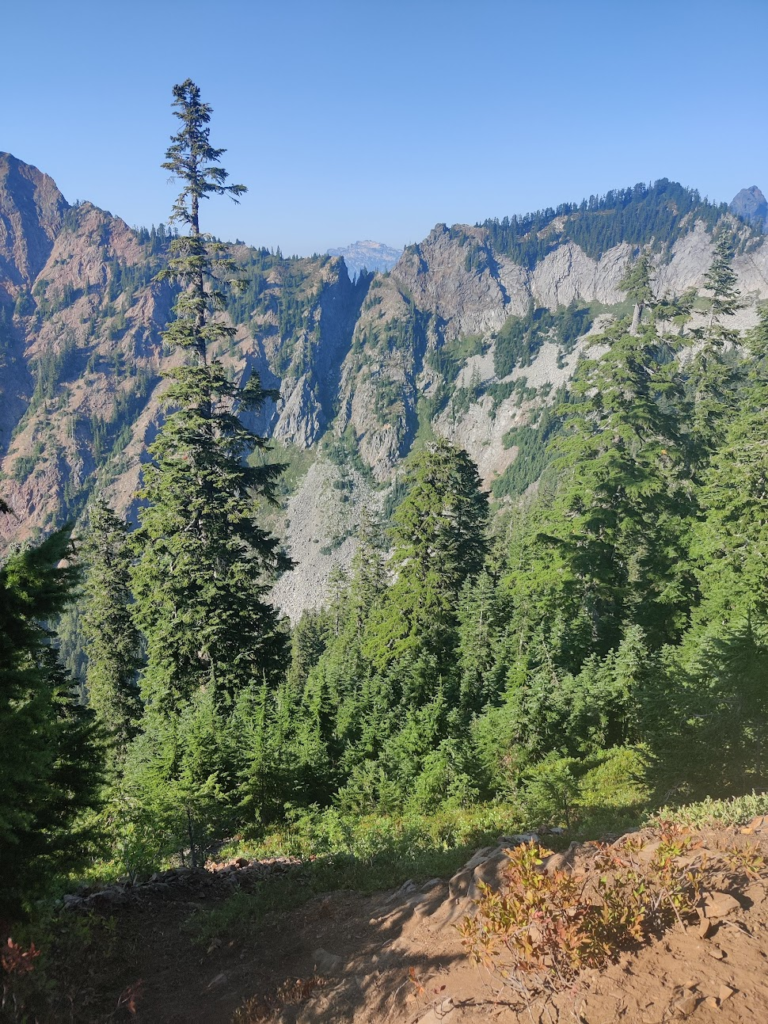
[718,984,735,1002]
[698,918,713,939]
[462,847,497,871]
[506,833,540,846]
[704,996,719,1009]
[418,996,455,1021]
[672,993,698,1017]
[741,814,768,834]
[700,892,740,919]
[470,849,511,897]
[392,879,417,898]
[636,840,662,863]
[313,948,343,975]
[707,947,726,960]
[744,883,766,905]
[205,972,227,992]
[448,867,474,901]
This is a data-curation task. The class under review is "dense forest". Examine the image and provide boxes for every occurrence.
[3,82,768,925]
[479,178,762,266]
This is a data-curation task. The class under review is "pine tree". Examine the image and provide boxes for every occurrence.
[620,250,654,335]
[82,499,142,770]
[362,439,489,682]
[131,80,291,721]
[687,234,744,458]
[692,235,743,347]
[0,520,101,913]
[503,321,695,674]
[691,306,768,632]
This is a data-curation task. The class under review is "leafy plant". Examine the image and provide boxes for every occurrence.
[459,837,704,995]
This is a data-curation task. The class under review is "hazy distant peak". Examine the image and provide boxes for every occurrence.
[327,239,402,277]
[730,186,768,232]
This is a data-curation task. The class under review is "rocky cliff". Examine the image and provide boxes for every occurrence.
[2,159,767,618]
[730,186,768,232]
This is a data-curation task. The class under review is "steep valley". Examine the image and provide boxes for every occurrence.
[2,152,768,619]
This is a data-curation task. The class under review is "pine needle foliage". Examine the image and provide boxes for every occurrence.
[82,499,142,771]
[131,80,292,719]
[0,522,101,913]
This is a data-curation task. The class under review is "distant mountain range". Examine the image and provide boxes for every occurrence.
[326,239,402,277]
[2,154,767,618]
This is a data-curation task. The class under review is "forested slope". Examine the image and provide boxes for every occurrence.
[2,155,768,622]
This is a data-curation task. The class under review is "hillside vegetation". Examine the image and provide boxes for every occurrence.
[2,81,768,1024]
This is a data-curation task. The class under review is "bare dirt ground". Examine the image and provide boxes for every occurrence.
[22,820,768,1024]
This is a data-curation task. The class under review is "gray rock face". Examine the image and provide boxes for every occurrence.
[3,153,768,620]
[730,186,768,231]
[327,239,402,278]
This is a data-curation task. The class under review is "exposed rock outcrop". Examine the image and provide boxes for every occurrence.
[0,152,68,301]
[730,185,768,232]
[2,155,768,618]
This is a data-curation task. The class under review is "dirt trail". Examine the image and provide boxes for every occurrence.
[38,822,768,1023]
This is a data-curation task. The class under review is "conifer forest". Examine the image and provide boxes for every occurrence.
[3,72,768,1022]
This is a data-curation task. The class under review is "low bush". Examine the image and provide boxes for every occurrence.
[459,834,705,994]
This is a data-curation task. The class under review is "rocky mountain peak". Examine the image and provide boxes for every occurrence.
[326,239,402,277]
[0,153,69,302]
[730,185,768,231]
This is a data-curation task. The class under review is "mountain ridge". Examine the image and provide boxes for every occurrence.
[326,239,403,277]
[2,155,767,618]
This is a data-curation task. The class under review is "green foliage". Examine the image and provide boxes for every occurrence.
[426,333,485,383]
[0,522,102,914]
[480,179,748,269]
[494,301,593,377]
[81,500,142,772]
[124,81,292,863]
[650,791,768,829]
[493,400,563,499]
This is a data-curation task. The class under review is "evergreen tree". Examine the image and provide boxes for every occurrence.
[363,439,488,682]
[82,499,142,770]
[0,520,101,913]
[131,80,291,722]
[692,235,743,347]
[620,250,654,335]
[687,235,744,458]
[690,307,768,632]
[500,319,695,682]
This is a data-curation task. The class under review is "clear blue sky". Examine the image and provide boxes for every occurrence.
[3,0,766,255]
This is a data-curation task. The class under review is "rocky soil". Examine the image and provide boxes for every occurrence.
[21,817,768,1023]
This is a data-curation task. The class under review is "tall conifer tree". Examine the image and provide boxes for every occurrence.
[688,235,744,457]
[0,518,101,912]
[131,81,291,724]
[82,499,142,771]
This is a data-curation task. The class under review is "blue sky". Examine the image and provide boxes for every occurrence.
[3,0,766,255]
